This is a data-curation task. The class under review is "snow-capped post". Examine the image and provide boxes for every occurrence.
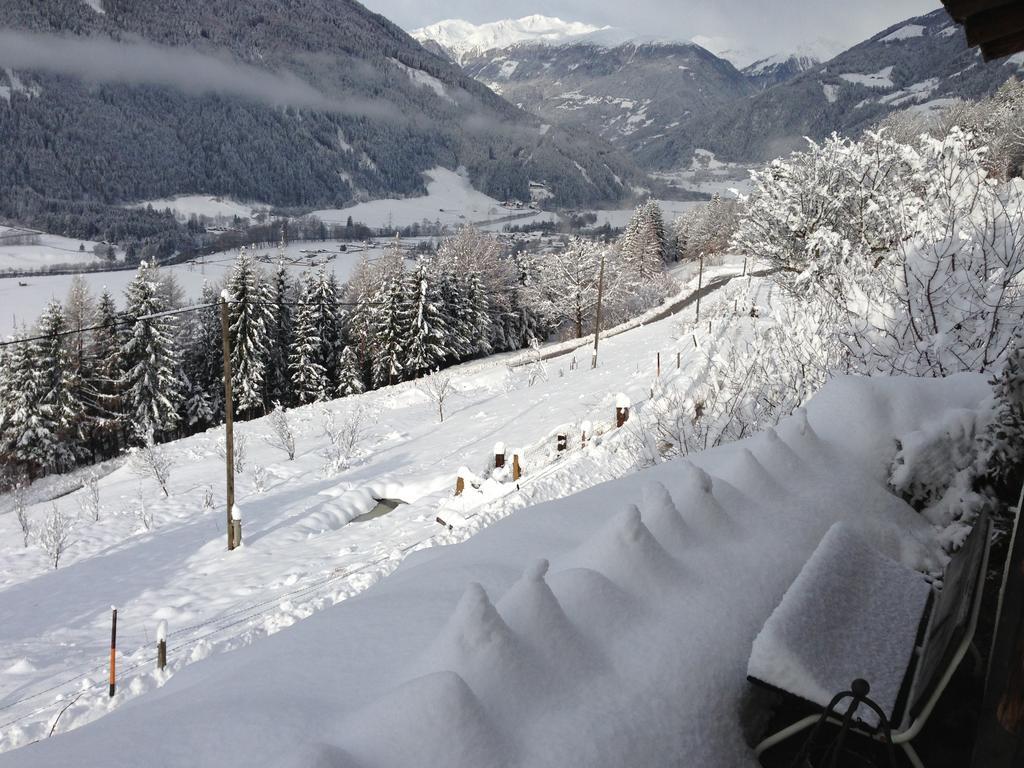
[615,393,631,428]
[591,251,606,370]
[512,450,522,481]
[157,620,168,671]
[219,291,237,551]
[556,433,568,452]
[230,504,242,548]
[494,442,505,469]
[581,420,592,447]
[455,467,468,497]
[109,606,117,697]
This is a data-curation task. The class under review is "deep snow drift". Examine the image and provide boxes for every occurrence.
[0,370,988,766]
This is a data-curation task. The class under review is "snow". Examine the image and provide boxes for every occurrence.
[822,83,840,103]
[128,195,270,223]
[390,59,455,103]
[0,360,982,764]
[748,522,931,725]
[0,226,112,272]
[880,24,925,43]
[937,25,959,39]
[82,0,104,13]
[0,241,992,765]
[411,15,611,63]
[310,168,532,231]
[839,66,895,89]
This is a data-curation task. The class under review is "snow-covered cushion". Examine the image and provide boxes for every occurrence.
[747,523,931,726]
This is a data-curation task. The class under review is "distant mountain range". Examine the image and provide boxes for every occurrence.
[414,10,1024,171]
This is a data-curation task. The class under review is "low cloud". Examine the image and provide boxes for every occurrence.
[0,29,400,120]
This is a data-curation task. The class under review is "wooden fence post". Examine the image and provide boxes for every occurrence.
[157,620,167,671]
[512,453,521,481]
[109,606,117,697]
[677,351,681,369]
[494,442,505,469]
[556,433,568,452]
[615,394,631,428]
[581,420,591,447]
[656,352,661,377]
[455,475,465,496]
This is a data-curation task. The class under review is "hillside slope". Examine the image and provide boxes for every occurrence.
[0,0,642,226]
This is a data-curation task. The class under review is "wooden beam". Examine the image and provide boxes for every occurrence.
[965,4,1024,46]
[971,483,1024,767]
[943,0,1016,23]
[982,29,1024,60]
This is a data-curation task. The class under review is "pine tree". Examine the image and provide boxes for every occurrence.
[121,262,182,441]
[336,345,365,396]
[37,300,86,471]
[619,200,667,280]
[1,330,56,478]
[464,270,492,357]
[371,253,408,388]
[309,267,345,389]
[290,274,329,404]
[265,261,294,408]
[227,248,272,418]
[90,289,127,455]
[404,257,450,378]
[180,282,223,430]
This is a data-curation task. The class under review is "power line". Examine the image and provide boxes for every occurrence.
[0,297,390,350]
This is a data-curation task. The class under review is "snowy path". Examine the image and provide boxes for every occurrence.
[0,263,771,749]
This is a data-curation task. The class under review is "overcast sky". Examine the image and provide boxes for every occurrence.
[363,0,944,58]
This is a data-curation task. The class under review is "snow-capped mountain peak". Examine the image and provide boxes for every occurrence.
[411,15,613,63]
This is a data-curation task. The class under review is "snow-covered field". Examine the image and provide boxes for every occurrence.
[127,196,271,223]
[0,240,420,335]
[0,255,988,764]
[0,258,755,749]
[0,227,111,272]
[311,167,554,231]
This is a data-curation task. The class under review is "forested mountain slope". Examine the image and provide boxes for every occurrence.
[0,0,641,249]
[686,9,1024,163]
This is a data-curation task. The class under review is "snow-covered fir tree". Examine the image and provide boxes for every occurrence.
[370,247,408,388]
[290,273,329,405]
[404,257,450,378]
[227,248,273,417]
[265,261,294,407]
[89,289,127,455]
[121,262,182,441]
[620,200,667,280]
[37,300,85,470]
[336,345,365,397]
[309,267,345,389]
[180,282,223,429]
[1,329,56,478]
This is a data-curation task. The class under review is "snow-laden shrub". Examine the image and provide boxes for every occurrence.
[734,127,1024,378]
[37,504,74,569]
[215,433,247,475]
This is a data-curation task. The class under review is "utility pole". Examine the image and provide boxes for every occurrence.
[695,252,705,323]
[591,252,606,370]
[220,295,237,551]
